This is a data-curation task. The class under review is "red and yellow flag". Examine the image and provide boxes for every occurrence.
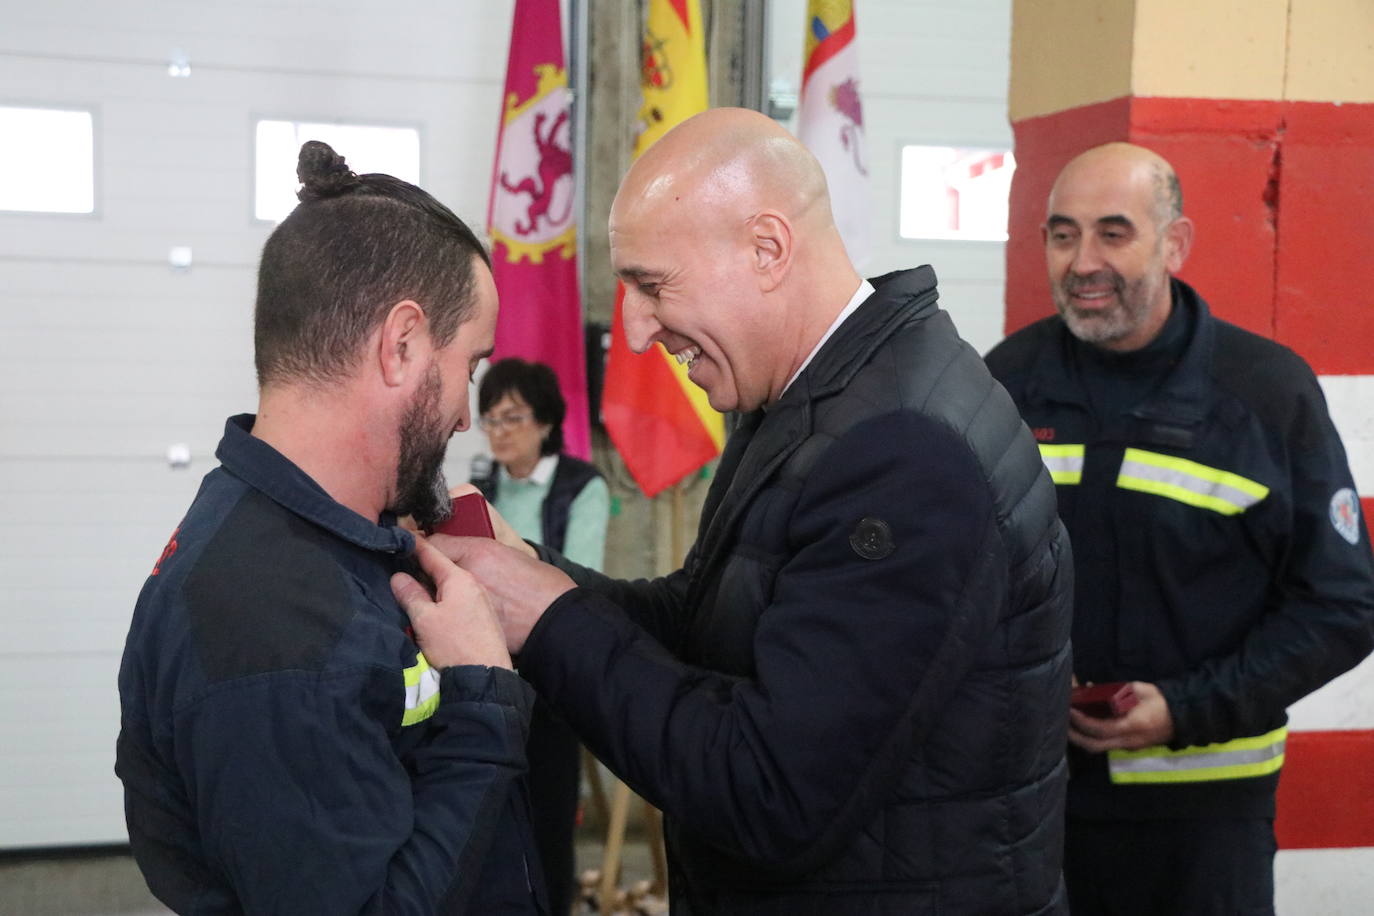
[798,0,870,265]
[601,0,725,498]
[486,0,590,458]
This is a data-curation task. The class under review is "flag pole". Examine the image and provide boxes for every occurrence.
[670,481,687,567]
[569,0,589,303]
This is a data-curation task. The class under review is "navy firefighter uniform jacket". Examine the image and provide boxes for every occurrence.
[985,278,1374,821]
[116,414,545,915]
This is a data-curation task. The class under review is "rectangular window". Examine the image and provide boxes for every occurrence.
[0,106,95,214]
[254,119,421,222]
[899,145,1015,242]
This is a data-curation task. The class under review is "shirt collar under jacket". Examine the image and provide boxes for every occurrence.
[500,453,559,487]
[782,279,877,396]
[215,414,415,556]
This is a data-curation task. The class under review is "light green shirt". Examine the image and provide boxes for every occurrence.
[492,455,609,572]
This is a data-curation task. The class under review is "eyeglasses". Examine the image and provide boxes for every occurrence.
[478,412,533,432]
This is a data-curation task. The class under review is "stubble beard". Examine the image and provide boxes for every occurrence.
[390,365,453,531]
[1053,267,1163,349]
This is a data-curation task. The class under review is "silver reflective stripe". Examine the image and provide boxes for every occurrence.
[402,652,441,726]
[1116,448,1269,515]
[1038,444,1084,485]
[1109,727,1287,784]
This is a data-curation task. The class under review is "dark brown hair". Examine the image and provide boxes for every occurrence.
[254,140,491,386]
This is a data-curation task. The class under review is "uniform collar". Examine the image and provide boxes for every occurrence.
[215,414,415,555]
[1025,277,1214,425]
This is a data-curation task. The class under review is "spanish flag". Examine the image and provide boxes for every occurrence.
[601,0,725,498]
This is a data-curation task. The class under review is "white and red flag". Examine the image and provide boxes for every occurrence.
[486,0,590,458]
[797,0,871,266]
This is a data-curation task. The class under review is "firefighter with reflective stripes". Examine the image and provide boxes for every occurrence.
[116,144,545,914]
[986,143,1374,916]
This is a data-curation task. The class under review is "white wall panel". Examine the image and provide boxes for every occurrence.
[1277,848,1374,915]
[767,0,1012,357]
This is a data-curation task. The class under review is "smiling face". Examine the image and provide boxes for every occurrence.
[1044,146,1191,352]
[388,256,498,528]
[610,187,780,414]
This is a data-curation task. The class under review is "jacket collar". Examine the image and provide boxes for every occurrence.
[776,265,941,411]
[689,267,940,596]
[215,414,415,555]
[1024,277,1214,427]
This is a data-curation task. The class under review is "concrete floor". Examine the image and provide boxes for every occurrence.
[0,832,658,916]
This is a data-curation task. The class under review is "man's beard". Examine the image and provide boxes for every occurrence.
[390,365,453,531]
[1053,266,1163,348]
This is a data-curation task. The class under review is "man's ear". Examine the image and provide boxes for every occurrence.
[1164,216,1194,273]
[747,211,793,292]
[378,300,428,388]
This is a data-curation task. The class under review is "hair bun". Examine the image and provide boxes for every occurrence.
[296,140,359,202]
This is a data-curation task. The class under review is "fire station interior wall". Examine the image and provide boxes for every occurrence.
[0,0,1013,850]
[768,0,1015,356]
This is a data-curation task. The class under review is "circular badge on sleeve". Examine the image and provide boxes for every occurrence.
[1330,487,1361,546]
[850,517,895,560]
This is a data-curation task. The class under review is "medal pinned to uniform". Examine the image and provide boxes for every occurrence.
[850,516,895,560]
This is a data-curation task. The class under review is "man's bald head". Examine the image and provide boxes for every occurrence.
[1042,142,1194,352]
[612,107,834,240]
[1051,142,1182,230]
[607,108,862,413]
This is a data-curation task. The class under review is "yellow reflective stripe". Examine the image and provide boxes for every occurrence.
[1116,448,1269,515]
[1038,443,1085,485]
[402,651,430,686]
[401,651,441,726]
[1108,726,1287,784]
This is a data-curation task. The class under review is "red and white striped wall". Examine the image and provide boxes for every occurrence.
[1007,2,1374,910]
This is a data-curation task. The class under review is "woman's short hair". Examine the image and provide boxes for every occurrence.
[478,358,567,456]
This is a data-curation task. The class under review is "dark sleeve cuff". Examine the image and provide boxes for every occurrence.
[439,665,536,720]
[530,540,557,563]
[1156,679,1199,749]
[517,586,597,677]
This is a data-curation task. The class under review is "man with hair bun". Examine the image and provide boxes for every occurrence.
[116,142,546,914]
[985,142,1374,915]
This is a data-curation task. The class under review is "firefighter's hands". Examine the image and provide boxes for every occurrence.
[432,533,576,654]
[1068,681,1175,752]
[391,537,512,670]
[447,483,537,558]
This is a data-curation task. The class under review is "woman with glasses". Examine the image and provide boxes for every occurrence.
[473,357,608,916]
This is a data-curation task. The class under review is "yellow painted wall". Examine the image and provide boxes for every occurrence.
[1011,0,1374,120]
[1132,0,1288,101]
[1286,0,1374,102]
[1008,0,1134,121]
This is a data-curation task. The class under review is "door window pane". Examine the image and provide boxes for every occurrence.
[0,106,95,214]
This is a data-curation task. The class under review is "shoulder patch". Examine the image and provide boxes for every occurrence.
[850,516,895,560]
[1330,487,1362,546]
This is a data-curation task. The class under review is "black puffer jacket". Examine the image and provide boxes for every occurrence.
[525,267,1073,914]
